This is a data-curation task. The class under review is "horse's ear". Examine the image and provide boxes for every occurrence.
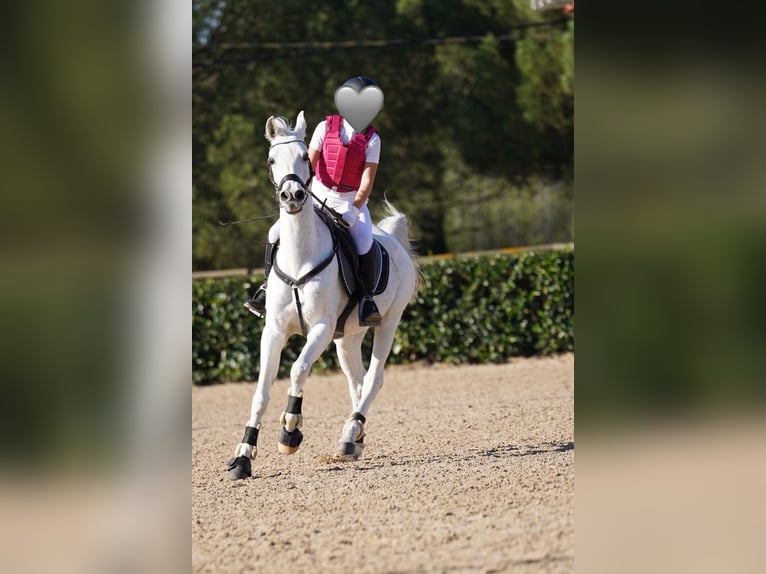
[295,110,307,140]
[264,116,277,141]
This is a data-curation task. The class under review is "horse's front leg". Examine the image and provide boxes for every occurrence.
[227,324,287,480]
[277,320,335,455]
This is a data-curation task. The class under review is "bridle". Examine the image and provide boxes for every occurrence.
[267,139,314,208]
[266,137,350,229]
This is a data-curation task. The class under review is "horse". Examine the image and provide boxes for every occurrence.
[227,111,420,480]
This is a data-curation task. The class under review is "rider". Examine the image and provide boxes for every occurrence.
[245,76,383,326]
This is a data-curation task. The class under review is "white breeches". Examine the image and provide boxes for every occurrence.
[269,188,373,254]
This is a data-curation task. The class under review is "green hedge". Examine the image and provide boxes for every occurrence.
[192,248,573,384]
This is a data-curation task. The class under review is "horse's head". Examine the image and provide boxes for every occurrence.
[265,111,313,214]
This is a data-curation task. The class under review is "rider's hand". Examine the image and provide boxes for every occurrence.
[341,205,360,228]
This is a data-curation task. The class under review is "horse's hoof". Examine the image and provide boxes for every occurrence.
[333,441,364,461]
[226,456,252,480]
[277,427,303,455]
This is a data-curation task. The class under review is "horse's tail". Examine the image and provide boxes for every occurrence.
[377,199,424,295]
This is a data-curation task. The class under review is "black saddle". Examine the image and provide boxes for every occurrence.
[314,208,390,337]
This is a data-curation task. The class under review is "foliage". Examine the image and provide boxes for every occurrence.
[515,17,574,179]
[440,147,573,252]
[192,248,574,384]
[193,0,574,269]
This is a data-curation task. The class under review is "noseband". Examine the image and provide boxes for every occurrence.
[268,140,314,201]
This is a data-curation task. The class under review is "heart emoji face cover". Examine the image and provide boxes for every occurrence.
[334,83,384,132]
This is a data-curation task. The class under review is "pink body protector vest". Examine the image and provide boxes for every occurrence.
[316,115,377,193]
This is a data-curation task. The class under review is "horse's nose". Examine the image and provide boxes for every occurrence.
[280,188,305,203]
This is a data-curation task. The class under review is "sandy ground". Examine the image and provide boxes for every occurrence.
[192,354,574,573]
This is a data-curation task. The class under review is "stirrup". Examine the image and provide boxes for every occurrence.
[359,296,382,327]
[244,285,267,317]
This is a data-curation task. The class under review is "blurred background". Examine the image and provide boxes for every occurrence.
[192,0,574,270]
[0,0,188,572]
[576,5,766,573]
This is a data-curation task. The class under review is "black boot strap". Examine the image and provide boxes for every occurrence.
[286,395,303,414]
[242,425,259,446]
[350,411,366,424]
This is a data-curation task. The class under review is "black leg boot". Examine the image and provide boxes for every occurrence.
[244,242,276,317]
[358,248,382,326]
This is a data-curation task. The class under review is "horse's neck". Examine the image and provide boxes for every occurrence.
[277,208,329,277]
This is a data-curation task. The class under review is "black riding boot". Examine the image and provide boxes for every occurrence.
[358,248,382,326]
[244,242,276,317]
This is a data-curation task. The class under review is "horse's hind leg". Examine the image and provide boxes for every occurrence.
[277,321,334,455]
[334,331,367,411]
[334,316,399,460]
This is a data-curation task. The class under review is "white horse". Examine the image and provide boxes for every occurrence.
[227,111,420,479]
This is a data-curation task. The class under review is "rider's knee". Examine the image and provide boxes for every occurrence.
[356,236,373,254]
[349,224,373,254]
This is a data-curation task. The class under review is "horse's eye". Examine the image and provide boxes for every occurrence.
[302,152,309,161]
[268,157,275,165]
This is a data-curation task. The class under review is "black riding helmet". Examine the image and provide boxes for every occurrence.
[342,76,378,91]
